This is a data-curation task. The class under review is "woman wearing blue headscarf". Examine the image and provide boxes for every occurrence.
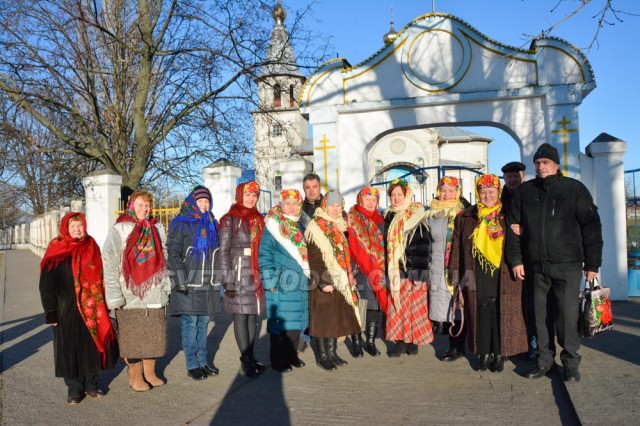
[167,186,222,381]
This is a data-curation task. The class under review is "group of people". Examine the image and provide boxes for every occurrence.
[39,142,602,405]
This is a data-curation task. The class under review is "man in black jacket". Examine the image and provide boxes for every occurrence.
[505,143,603,383]
[300,173,324,228]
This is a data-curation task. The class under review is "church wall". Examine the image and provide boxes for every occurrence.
[331,97,536,206]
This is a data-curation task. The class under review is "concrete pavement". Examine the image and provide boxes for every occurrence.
[1,249,638,425]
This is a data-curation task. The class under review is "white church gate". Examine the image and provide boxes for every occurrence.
[300,13,629,299]
[372,165,483,209]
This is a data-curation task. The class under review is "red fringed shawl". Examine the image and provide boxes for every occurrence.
[41,212,115,367]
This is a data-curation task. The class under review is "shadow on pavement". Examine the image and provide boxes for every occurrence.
[580,301,640,366]
[0,314,45,346]
[0,323,52,372]
[207,332,289,426]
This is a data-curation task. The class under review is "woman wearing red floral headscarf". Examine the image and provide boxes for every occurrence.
[449,174,527,373]
[218,181,266,378]
[40,212,119,405]
[425,176,467,362]
[384,178,433,357]
[103,189,171,392]
[347,186,387,357]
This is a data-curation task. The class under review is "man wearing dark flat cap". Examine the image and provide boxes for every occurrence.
[500,161,526,218]
[505,143,602,383]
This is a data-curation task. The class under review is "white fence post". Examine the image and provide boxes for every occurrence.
[585,133,627,300]
[203,159,242,222]
[82,171,122,249]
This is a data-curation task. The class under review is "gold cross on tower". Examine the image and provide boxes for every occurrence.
[551,116,577,174]
[314,134,335,191]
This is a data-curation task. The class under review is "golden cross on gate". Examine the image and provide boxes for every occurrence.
[551,116,577,173]
[314,134,335,191]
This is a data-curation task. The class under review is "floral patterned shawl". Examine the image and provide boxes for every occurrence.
[347,186,388,314]
[41,212,115,366]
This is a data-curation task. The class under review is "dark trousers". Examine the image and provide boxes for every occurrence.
[476,298,500,355]
[523,279,536,345]
[524,278,557,354]
[64,374,98,397]
[531,266,582,369]
[270,330,301,369]
[447,320,466,351]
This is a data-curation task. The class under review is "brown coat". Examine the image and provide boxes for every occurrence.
[448,206,528,356]
[307,241,361,338]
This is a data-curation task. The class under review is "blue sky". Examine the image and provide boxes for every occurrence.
[296,0,639,175]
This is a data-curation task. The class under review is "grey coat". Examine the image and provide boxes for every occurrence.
[218,216,265,315]
[427,216,453,322]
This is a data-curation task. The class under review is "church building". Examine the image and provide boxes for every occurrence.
[253,2,492,205]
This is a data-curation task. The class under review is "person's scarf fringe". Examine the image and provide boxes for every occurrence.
[169,190,219,261]
[471,202,504,276]
[116,207,166,299]
[385,190,427,312]
[41,212,115,367]
[305,208,361,325]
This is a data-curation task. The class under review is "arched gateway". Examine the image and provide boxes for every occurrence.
[300,13,593,203]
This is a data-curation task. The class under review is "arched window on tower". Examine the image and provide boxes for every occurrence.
[289,84,296,107]
[374,160,383,183]
[274,171,282,191]
[273,83,281,108]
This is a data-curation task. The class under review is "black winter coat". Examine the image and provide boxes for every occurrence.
[166,224,222,317]
[218,216,265,315]
[384,212,432,281]
[39,258,119,378]
[505,172,603,271]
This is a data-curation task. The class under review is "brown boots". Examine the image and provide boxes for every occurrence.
[128,361,150,392]
[128,359,165,392]
[142,359,165,387]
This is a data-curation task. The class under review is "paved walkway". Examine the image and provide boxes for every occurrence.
[1,249,638,425]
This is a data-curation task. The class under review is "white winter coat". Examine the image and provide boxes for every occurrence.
[102,222,171,310]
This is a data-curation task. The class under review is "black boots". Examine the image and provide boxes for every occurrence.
[315,338,337,371]
[327,338,347,366]
[490,354,505,373]
[406,343,419,355]
[350,334,364,358]
[249,342,266,374]
[363,322,381,356]
[240,354,260,378]
[389,341,407,357]
[477,354,492,371]
[441,347,464,362]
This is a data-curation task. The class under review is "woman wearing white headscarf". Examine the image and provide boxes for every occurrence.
[384,179,434,357]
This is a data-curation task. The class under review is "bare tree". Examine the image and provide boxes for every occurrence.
[0,0,327,196]
[0,98,98,214]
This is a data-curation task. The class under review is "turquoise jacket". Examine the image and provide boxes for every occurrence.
[258,224,309,334]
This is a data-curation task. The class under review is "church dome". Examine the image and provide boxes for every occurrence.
[383,21,398,44]
[272,1,286,24]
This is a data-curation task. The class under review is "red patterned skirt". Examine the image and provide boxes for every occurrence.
[385,279,434,345]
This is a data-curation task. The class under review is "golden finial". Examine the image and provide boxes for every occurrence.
[272,0,286,25]
[383,5,398,44]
